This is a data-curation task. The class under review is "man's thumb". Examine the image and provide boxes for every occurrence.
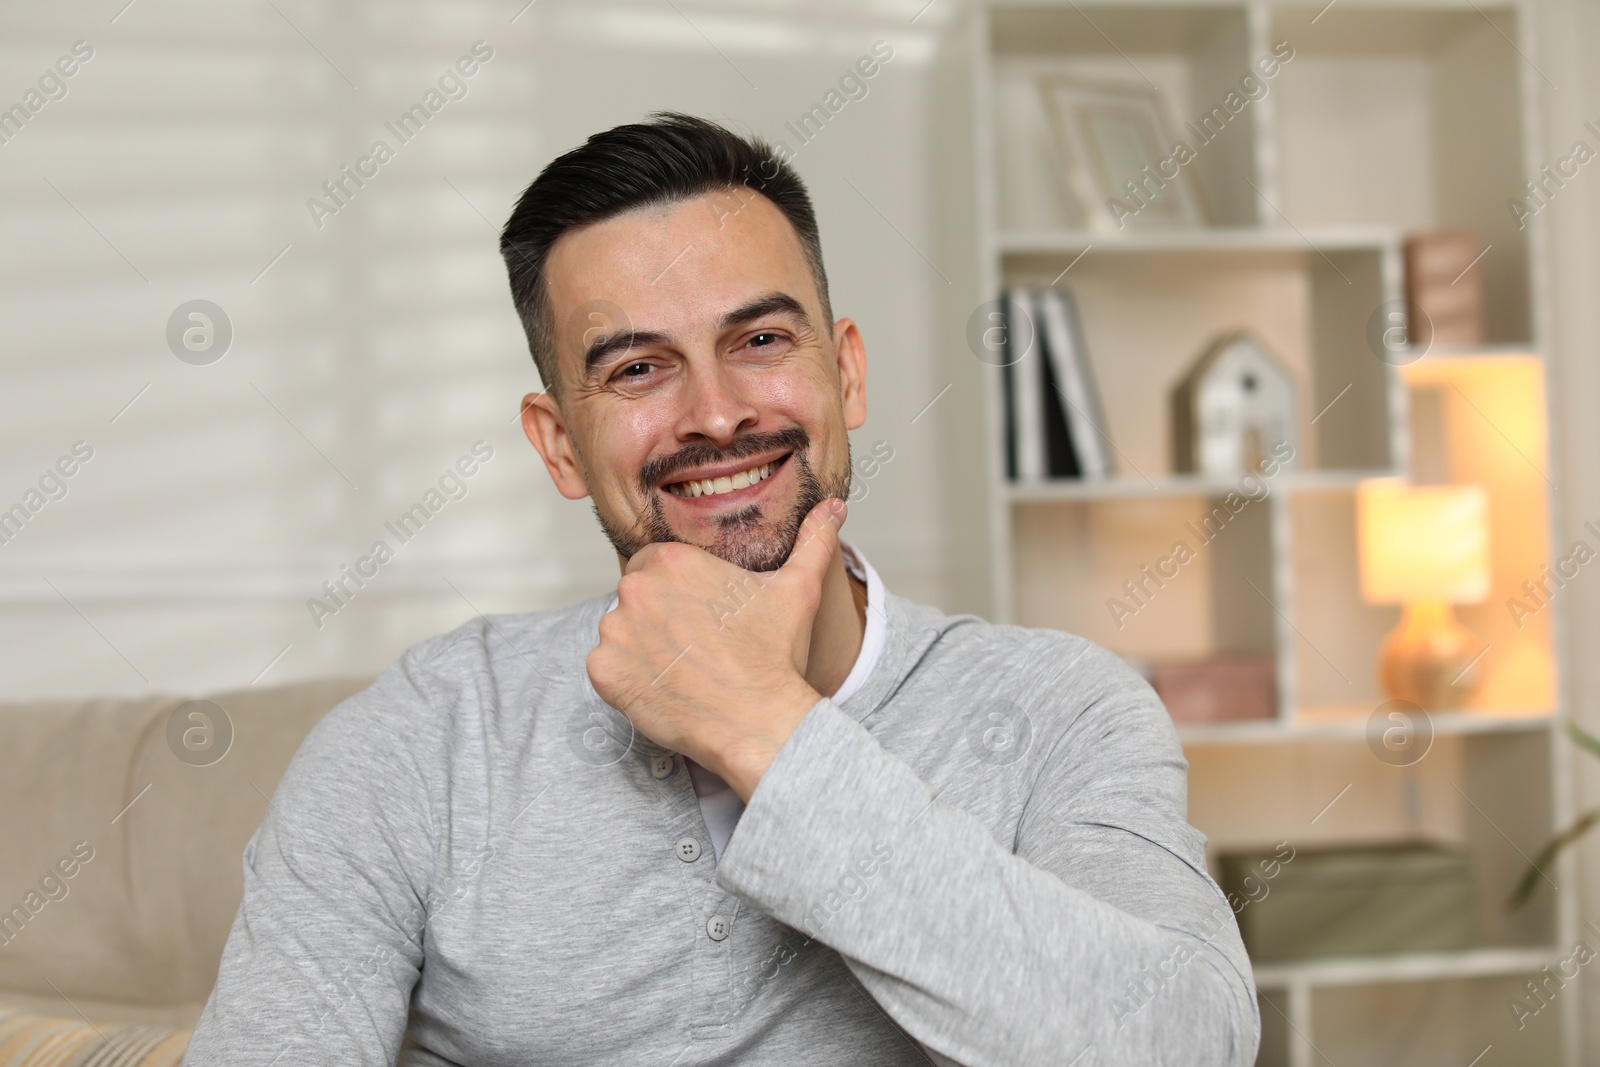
[783,497,846,585]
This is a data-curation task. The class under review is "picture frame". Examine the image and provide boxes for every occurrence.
[1037,75,1210,233]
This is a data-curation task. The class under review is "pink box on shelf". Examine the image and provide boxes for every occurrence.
[1149,657,1277,724]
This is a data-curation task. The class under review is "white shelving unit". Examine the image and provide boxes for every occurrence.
[930,3,1577,1065]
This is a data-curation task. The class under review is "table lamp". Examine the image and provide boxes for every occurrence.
[1356,479,1491,709]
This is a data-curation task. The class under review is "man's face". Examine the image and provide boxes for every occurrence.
[522,187,867,573]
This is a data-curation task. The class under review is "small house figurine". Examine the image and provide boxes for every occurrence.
[1172,331,1299,477]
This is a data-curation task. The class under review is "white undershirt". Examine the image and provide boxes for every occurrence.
[600,537,887,861]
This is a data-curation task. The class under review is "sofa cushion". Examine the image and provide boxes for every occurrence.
[0,1000,188,1066]
[0,675,374,1026]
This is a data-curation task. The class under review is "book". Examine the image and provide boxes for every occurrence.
[1003,287,1048,483]
[999,298,1018,481]
[1036,312,1082,478]
[1035,286,1112,478]
[1403,230,1485,348]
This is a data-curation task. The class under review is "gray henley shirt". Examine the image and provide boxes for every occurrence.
[184,575,1259,1066]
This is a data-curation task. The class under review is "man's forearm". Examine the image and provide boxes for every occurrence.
[715,697,1259,1067]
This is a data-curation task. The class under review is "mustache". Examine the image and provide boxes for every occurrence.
[639,426,810,490]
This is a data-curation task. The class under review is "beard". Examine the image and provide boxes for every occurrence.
[590,425,852,573]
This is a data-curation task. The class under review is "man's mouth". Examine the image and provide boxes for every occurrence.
[662,452,790,499]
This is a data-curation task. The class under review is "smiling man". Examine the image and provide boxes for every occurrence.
[185,113,1258,1067]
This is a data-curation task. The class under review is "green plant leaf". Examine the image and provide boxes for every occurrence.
[1508,808,1600,910]
[1566,717,1600,760]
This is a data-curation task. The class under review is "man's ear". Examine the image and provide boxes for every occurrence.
[831,317,868,432]
[520,391,591,500]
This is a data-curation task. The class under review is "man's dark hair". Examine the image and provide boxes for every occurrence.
[498,112,832,402]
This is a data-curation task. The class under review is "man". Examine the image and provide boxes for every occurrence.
[185,113,1258,1066]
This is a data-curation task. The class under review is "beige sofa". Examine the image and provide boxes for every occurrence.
[0,675,374,1032]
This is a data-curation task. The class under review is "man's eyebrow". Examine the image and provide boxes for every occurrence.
[581,292,814,383]
[583,328,670,381]
[720,292,812,334]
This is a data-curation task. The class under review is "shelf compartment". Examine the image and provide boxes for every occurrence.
[988,4,1260,229]
[999,239,1399,481]
[1268,2,1532,344]
[1256,962,1567,1067]
[1283,351,1555,716]
[1011,493,1276,665]
[1188,729,1557,949]
[1188,735,1467,861]
[1307,970,1562,1067]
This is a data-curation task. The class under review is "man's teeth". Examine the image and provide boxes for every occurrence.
[665,459,778,498]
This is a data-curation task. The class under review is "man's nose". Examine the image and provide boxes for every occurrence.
[676,358,759,446]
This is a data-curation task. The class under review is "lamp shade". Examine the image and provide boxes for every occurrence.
[1357,480,1491,604]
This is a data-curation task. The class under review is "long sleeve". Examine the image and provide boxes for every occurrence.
[183,655,443,1066]
[713,643,1260,1067]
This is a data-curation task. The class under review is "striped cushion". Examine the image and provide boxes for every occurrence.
[0,1003,188,1067]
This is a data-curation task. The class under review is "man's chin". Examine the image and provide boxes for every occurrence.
[675,523,794,574]
[718,544,791,574]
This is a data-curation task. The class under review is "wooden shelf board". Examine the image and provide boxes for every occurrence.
[1006,469,1397,504]
[1177,706,1554,746]
[1253,945,1560,990]
[996,226,1399,257]
[1294,702,1553,730]
[1400,348,1545,385]
[1271,4,1509,58]
[988,3,1243,58]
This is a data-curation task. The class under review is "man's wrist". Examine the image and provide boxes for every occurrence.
[717,677,824,803]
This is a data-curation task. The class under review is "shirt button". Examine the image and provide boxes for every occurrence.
[650,754,676,779]
[675,837,701,862]
[706,915,730,941]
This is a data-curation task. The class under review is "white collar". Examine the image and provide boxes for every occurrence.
[599,536,886,704]
[831,536,886,706]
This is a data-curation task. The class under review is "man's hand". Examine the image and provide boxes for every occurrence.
[587,497,847,802]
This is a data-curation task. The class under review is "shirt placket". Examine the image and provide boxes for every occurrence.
[643,743,740,1043]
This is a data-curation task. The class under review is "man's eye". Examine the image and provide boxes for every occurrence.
[616,361,653,379]
[748,332,784,349]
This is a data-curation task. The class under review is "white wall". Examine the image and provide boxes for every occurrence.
[0,0,954,700]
